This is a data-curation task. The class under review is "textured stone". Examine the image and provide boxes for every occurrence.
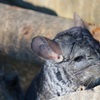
[51,85,100,100]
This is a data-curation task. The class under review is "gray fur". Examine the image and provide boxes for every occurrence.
[25,15,100,100]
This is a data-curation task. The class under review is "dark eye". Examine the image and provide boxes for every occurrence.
[74,56,84,62]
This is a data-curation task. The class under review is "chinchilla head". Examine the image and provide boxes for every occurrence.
[31,13,100,89]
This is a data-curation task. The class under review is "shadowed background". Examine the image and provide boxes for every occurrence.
[0,0,100,24]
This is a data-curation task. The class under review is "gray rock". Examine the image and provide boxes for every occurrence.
[51,85,100,100]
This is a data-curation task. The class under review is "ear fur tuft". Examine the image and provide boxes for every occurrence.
[74,12,87,28]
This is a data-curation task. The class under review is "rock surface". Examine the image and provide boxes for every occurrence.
[51,85,100,100]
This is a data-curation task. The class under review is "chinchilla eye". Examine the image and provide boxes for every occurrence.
[74,56,84,62]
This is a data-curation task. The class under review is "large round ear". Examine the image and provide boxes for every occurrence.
[74,12,87,28]
[31,36,63,62]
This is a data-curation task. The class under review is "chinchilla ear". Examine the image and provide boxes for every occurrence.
[31,36,63,62]
[74,12,87,28]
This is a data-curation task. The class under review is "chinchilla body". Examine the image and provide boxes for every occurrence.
[25,14,100,100]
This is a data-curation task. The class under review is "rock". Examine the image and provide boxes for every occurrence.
[51,85,100,100]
